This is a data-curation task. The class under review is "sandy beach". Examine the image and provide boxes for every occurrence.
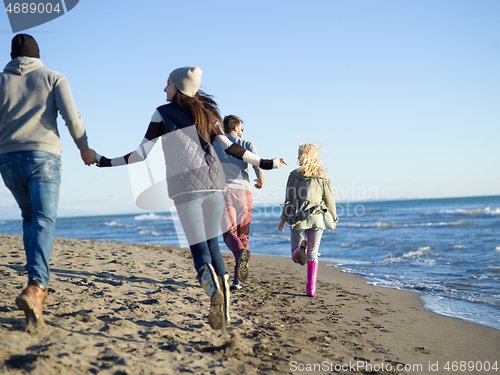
[0,233,498,375]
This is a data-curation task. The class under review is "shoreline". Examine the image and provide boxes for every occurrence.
[1,234,499,374]
[230,250,500,332]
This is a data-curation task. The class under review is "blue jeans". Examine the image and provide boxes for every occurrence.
[291,226,324,262]
[0,151,61,288]
[174,191,226,276]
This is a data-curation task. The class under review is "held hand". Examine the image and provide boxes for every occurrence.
[276,158,287,169]
[80,147,97,166]
[278,219,285,232]
[254,178,264,189]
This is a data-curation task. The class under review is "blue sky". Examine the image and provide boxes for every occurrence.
[1,0,499,220]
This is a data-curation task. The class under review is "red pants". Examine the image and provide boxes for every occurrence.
[220,189,253,275]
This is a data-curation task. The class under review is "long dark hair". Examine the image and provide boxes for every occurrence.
[174,90,223,142]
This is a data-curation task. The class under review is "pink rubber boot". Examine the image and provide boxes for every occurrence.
[306,261,318,296]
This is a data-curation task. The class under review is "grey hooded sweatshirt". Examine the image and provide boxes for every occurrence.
[0,57,88,155]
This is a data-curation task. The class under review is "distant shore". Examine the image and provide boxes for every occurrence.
[0,234,498,374]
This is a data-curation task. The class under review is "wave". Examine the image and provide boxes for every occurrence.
[404,221,469,228]
[372,280,500,308]
[382,246,435,264]
[341,243,361,248]
[252,233,290,240]
[251,220,267,224]
[440,206,500,216]
[340,222,394,228]
[365,208,384,212]
[138,229,162,236]
[485,207,500,215]
[341,221,468,229]
[104,221,132,228]
[374,222,394,228]
[134,213,170,221]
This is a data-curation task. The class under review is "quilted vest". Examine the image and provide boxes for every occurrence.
[156,102,226,198]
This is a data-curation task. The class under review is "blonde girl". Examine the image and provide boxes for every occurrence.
[279,143,338,296]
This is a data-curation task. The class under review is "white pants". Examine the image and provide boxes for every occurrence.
[290,227,324,262]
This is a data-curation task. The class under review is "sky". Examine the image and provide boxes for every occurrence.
[0,0,499,220]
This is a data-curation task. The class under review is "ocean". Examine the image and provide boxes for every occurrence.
[1,195,499,330]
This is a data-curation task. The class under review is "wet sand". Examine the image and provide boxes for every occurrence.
[0,234,498,374]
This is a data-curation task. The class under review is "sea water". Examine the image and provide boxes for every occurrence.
[1,195,499,330]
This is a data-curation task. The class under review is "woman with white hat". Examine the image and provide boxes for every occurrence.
[96,66,286,330]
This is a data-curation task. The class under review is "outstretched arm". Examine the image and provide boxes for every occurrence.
[214,135,286,170]
[248,142,265,185]
[97,111,164,167]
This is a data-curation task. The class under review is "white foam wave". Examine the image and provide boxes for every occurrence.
[440,206,500,216]
[402,221,467,228]
[139,229,161,236]
[253,233,290,241]
[485,206,500,215]
[441,208,468,214]
[104,221,131,228]
[341,222,361,227]
[251,220,266,224]
[134,213,169,221]
[344,221,466,229]
[383,246,435,263]
[341,243,361,248]
[471,275,489,281]
[340,222,393,228]
[374,222,394,228]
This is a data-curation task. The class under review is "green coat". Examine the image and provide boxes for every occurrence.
[280,169,339,230]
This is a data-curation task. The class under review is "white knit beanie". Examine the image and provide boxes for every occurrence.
[169,66,202,97]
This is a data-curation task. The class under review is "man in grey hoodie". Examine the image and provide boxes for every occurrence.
[0,34,96,330]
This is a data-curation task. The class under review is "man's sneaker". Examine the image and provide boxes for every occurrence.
[230,279,244,291]
[236,249,251,282]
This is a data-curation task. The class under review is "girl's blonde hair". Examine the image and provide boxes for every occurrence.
[298,143,325,177]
